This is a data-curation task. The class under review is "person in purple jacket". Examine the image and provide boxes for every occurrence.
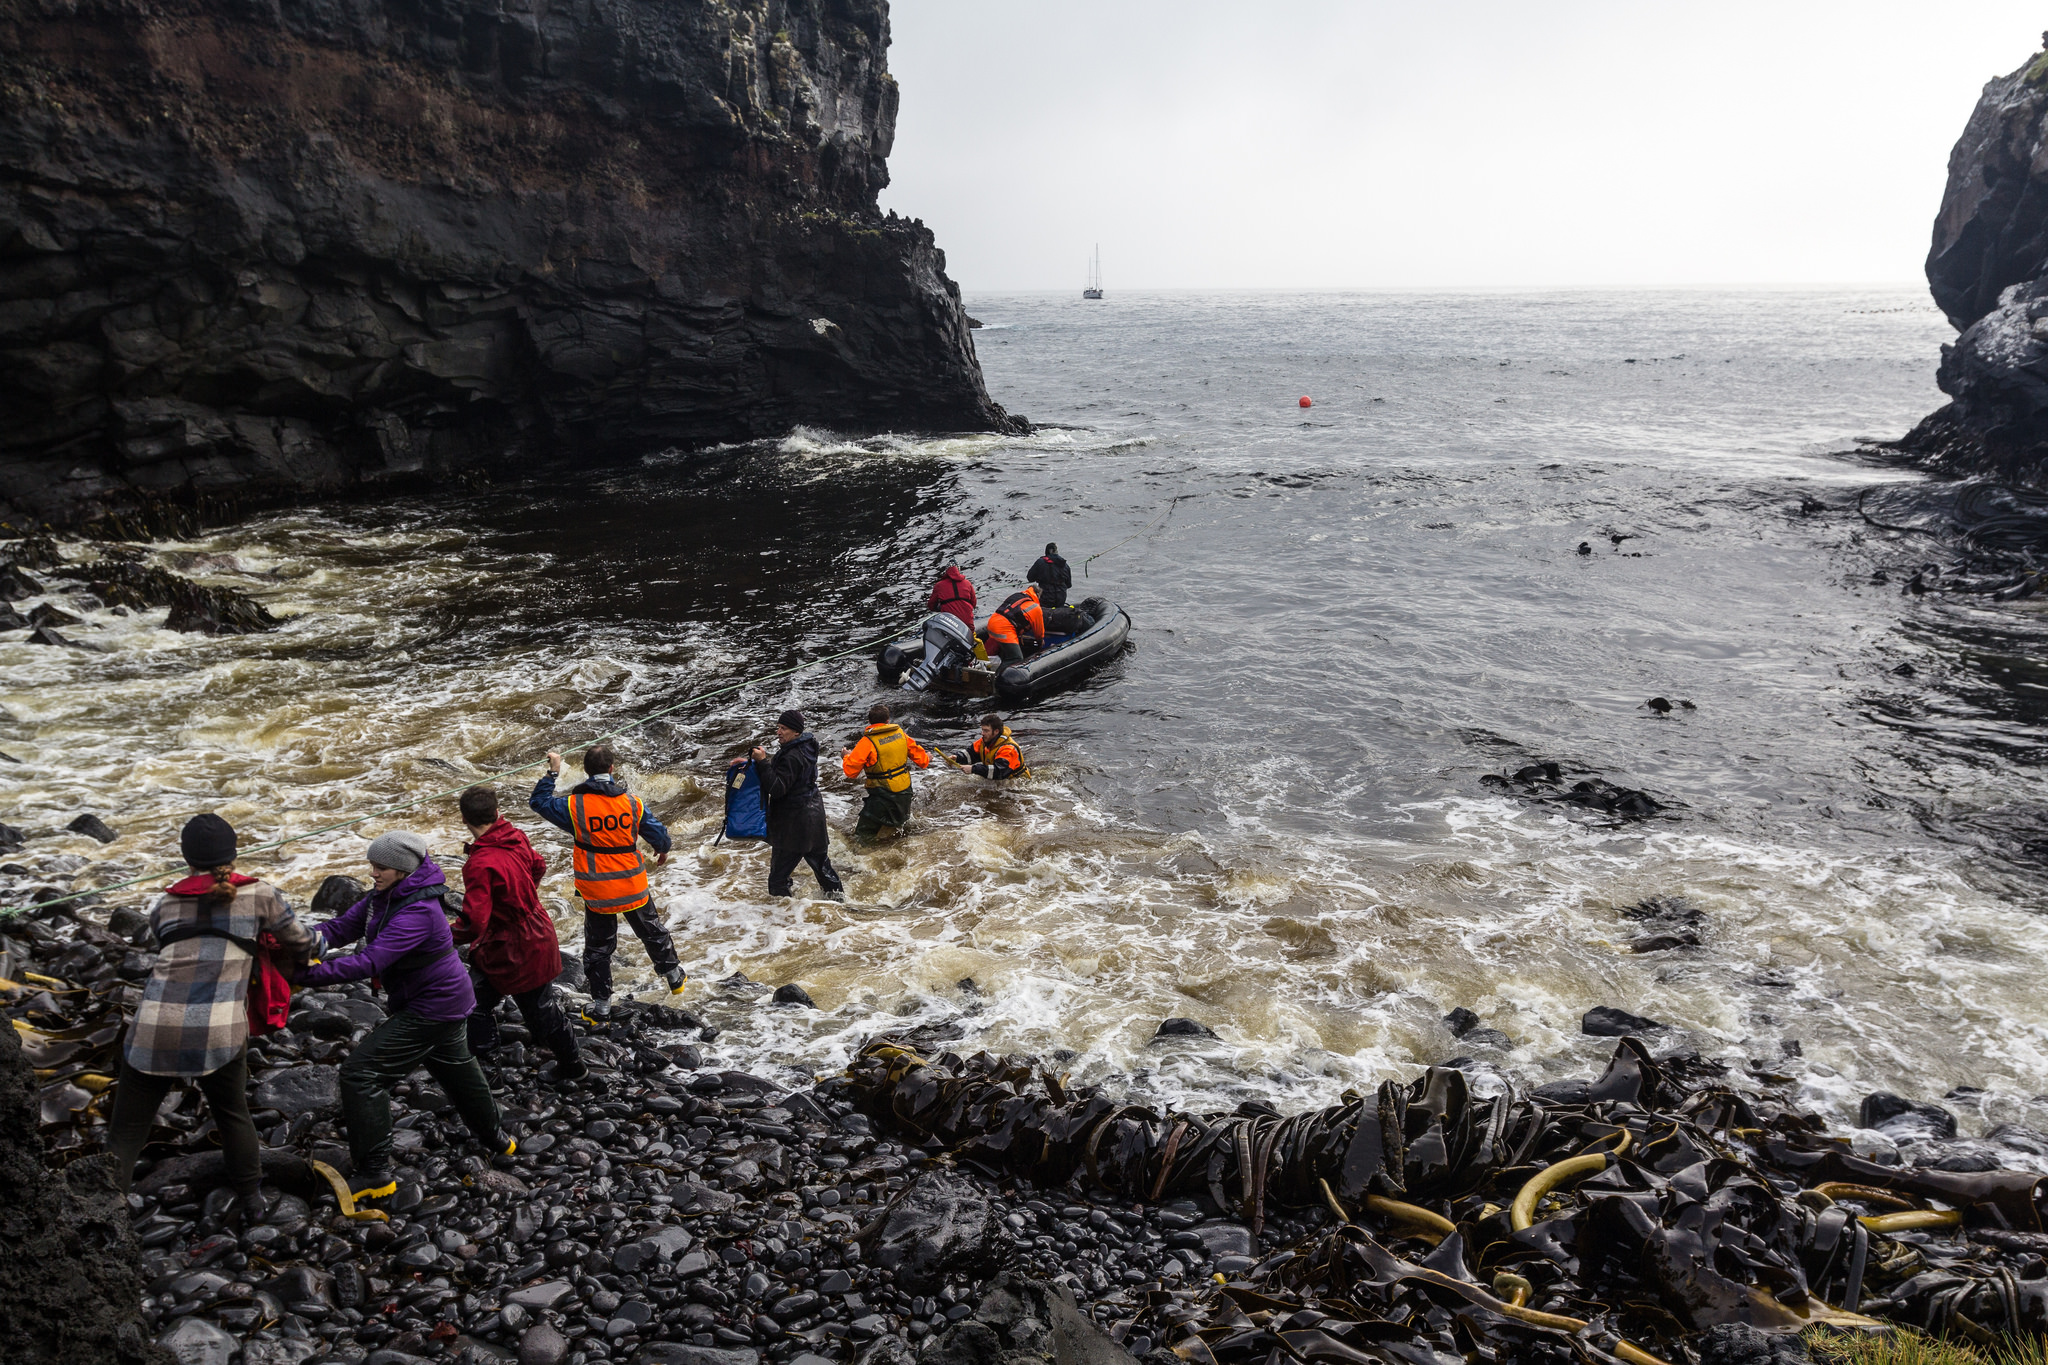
[301,830,513,1204]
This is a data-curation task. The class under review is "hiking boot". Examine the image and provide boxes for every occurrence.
[581,999,612,1024]
[350,1170,398,1205]
[663,967,687,995]
[486,1130,517,1160]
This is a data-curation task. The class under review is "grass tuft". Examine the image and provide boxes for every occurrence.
[1806,1332,2048,1365]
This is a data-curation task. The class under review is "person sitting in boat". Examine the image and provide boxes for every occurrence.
[1027,543,1071,609]
[978,584,1044,665]
[927,563,977,630]
[952,712,1026,780]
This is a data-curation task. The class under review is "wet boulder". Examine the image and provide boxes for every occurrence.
[29,603,83,629]
[772,983,816,1007]
[1859,1092,1958,1143]
[65,814,118,844]
[553,955,588,993]
[309,875,365,915]
[633,1346,759,1365]
[1694,1323,1811,1365]
[158,1317,238,1365]
[1152,1018,1216,1040]
[1441,1008,1512,1050]
[926,1274,1136,1365]
[871,1172,1011,1293]
[518,1322,572,1365]
[253,1064,341,1116]
[1581,1006,1667,1037]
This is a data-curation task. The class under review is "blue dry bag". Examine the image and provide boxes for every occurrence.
[720,758,769,842]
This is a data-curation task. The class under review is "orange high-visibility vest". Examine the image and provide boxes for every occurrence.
[569,790,651,913]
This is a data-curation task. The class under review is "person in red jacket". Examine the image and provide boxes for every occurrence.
[926,563,977,630]
[454,785,586,1082]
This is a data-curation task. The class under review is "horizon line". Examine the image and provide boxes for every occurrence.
[958,281,1936,295]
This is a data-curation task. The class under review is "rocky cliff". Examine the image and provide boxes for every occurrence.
[0,0,1020,529]
[1905,36,2048,476]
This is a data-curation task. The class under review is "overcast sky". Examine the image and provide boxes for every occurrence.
[877,2,2044,290]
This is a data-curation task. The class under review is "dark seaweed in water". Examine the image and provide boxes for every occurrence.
[72,559,277,635]
[844,1035,2048,1359]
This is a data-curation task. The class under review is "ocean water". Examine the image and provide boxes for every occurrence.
[7,286,2048,1151]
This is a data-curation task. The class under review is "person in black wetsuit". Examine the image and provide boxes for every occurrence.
[1027,543,1071,609]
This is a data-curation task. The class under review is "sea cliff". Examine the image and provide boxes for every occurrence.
[0,0,1020,529]
[1905,35,2048,476]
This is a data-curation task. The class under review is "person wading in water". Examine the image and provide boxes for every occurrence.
[732,709,845,900]
[842,703,930,839]
[952,712,1027,780]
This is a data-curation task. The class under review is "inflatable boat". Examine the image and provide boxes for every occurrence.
[878,596,1131,703]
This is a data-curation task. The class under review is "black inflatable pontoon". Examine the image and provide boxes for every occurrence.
[878,596,1131,703]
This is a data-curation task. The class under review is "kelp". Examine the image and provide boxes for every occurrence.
[845,1036,2048,1360]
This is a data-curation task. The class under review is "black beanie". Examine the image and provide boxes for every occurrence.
[777,710,806,733]
[180,813,237,869]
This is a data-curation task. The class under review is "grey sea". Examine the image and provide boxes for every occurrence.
[7,286,2043,1156]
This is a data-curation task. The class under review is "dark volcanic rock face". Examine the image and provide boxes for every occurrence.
[0,1024,162,1365]
[1906,38,2048,476]
[0,0,1020,527]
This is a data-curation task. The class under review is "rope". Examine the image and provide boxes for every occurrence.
[4,618,922,919]
[1084,494,1193,577]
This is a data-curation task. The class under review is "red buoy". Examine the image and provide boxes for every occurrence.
[1298,396,1312,408]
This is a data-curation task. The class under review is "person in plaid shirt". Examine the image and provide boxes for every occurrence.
[104,814,314,1215]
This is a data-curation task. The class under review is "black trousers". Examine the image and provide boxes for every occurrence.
[583,904,679,1000]
[768,846,844,898]
[339,1012,500,1176]
[992,640,1024,665]
[105,1048,259,1196]
[467,968,582,1068]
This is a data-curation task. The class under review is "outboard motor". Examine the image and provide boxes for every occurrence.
[901,611,975,691]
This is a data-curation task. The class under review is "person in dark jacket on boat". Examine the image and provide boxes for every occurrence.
[927,563,977,630]
[301,831,512,1203]
[1027,543,1071,609]
[731,710,845,900]
[453,786,585,1082]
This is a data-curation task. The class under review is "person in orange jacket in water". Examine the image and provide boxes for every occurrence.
[951,712,1027,780]
[978,584,1044,665]
[842,703,930,838]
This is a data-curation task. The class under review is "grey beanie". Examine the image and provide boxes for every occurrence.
[365,830,429,874]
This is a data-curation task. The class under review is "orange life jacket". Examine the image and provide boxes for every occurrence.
[569,789,652,913]
[987,588,1043,646]
[971,727,1025,775]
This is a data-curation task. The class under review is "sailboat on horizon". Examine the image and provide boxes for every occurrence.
[1083,244,1103,299]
